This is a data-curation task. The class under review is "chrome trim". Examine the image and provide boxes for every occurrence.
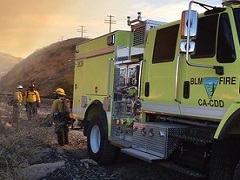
[180,104,226,120]
[142,101,226,120]
[185,1,216,70]
[142,102,180,115]
[174,54,181,103]
[138,59,144,97]
[107,58,114,96]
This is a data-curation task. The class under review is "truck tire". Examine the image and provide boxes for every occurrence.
[233,160,240,180]
[87,114,117,165]
[209,136,240,180]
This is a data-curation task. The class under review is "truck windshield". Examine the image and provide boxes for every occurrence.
[217,12,235,63]
[191,12,235,63]
[233,8,240,46]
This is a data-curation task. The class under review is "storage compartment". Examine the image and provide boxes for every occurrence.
[132,122,188,159]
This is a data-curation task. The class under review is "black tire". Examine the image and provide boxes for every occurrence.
[209,136,240,180]
[233,160,240,180]
[87,114,117,165]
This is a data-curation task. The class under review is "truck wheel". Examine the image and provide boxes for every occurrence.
[87,114,117,165]
[233,160,240,180]
[209,136,240,180]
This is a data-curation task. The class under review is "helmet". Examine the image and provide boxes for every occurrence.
[16,85,23,89]
[29,84,35,88]
[55,88,66,96]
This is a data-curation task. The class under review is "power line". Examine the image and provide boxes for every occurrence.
[77,25,87,38]
[104,15,116,33]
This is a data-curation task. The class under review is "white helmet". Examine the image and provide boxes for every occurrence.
[16,85,23,89]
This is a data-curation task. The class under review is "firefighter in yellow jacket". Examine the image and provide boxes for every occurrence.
[50,88,71,146]
[12,85,23,122]
[24,84,41,121]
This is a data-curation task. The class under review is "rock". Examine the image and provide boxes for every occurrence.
[18,162,29,168]
[29,148,53,164]
[80,159,98,165]
[39,147,53,154]
[22,161,65,180]
[56,147,65,154]
[5,122,13,127]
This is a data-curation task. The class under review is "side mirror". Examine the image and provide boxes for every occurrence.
[180,41,195,54]
[181,10,198,39]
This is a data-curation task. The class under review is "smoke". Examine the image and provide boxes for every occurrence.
[0,0,74,57]
[0,0,222,58]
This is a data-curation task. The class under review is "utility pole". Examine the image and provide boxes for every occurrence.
[104,15,116,33]
[77,25,87,38]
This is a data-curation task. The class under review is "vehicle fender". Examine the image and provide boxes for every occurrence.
[214,101,240,140]
[83,100,107,136]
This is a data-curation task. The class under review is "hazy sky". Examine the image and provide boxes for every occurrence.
[0,0,221,58]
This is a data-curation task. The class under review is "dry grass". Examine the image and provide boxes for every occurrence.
[0,122,49,179]
[0,100,54,179]
[0,97,87,179]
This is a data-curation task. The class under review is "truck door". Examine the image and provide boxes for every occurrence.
[177,12,238,121]
[142,24,181,116]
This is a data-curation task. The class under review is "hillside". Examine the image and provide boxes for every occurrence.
[0,37,89,97]
[0,52,22,79]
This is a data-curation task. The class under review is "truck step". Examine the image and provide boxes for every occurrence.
[160,161,207,178]
[172,134,213,143]
[110,140,132,148]
[121,148,207,178]
[121,148,163,162]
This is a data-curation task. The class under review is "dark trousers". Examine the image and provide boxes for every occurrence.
[26,102,38,120]
[56,126,69,145]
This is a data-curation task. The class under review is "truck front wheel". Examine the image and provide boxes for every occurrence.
[233,160,240,180]
[87,114,117,164]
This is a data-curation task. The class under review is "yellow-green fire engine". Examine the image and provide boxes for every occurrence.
[72,1,240,179]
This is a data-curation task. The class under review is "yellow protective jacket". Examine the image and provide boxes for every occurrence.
[50,97,72,133]
[24,90,41,103]
[14,91,23,104]
[50,97,71,116]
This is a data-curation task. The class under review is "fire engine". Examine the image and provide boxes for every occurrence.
[72,1,240,179]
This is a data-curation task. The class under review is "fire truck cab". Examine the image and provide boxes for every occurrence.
[73,1,240,179]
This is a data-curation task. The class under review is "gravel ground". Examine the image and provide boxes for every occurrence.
[0,97,205,180]
[36,128,197,180]
[35,123,202,179]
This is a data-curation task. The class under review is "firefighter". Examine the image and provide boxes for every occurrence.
[51,88,71,146]
[24,84,41,121]
[12,85,23,122]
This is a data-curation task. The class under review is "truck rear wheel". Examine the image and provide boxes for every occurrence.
[87,114,117,164]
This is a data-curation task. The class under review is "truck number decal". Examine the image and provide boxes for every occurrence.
[198,99,224,107]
